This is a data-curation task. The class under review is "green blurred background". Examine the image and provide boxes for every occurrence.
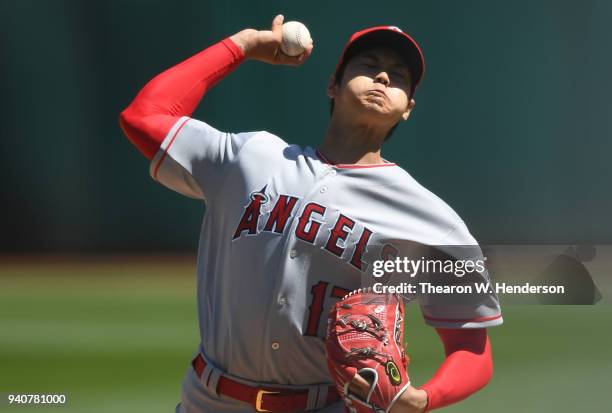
[1,0,611,412]
[2,0,612,250]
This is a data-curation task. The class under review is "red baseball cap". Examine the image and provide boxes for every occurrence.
[335,26,425,88]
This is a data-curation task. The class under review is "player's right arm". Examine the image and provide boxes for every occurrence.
[119,15,312,197]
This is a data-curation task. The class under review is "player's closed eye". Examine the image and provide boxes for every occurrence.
[391,71,409,82]
[359,62,377,69]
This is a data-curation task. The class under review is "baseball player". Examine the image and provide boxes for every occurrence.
[120,15,502,413]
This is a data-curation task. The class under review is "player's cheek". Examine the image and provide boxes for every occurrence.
[388,90,408,112]
[398,88,411,109]
[345,78,368,99]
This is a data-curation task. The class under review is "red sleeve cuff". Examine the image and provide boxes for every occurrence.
[222,37,246,61]
[419,328,493,410]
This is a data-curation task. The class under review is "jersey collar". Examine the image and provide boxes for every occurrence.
[315,149,397,169]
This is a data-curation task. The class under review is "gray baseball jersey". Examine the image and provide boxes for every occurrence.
[151,116,502,412]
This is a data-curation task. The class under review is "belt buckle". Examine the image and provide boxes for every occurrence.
[255,389,280,412]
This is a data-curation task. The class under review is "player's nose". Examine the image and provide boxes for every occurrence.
[374,71,390,86]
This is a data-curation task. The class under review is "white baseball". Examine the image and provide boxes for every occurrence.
[280,21,312,56]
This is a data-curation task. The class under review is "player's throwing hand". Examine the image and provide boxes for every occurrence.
[230,14,313,66]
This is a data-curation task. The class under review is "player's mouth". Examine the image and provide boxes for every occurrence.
[366,89,387,99]
[365,89,389,103]
[364,89,388,107]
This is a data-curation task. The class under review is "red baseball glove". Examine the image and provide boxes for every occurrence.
[325,290,410,413]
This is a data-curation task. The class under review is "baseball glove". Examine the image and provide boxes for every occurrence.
[325,289,410,413]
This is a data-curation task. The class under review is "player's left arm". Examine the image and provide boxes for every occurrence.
[393,328,492,412]
[421,328,492,410]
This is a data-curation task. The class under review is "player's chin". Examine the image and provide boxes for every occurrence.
[360,98,393,116]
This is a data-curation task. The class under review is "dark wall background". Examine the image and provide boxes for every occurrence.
[1,0,611,252]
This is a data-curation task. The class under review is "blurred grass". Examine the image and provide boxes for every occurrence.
[1,258,611,412]
[0,258,197,413]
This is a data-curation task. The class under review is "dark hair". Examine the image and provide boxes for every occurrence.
[329,47,416,142]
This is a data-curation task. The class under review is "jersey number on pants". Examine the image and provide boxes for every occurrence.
[305,281,350,337]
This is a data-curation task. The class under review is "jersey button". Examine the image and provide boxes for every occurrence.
[278,296,288,306]
[271,342,280,350]
[320,186,328,193]
[329,170,337,177]
[289,249,298,258]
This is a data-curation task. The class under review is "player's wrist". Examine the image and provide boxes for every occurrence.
[392,386,428,413]
[229,29,259,59]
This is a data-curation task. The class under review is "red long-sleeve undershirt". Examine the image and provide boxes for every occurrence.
[118,38,494,411]
[119,37,245,159]
[421,328,493,410]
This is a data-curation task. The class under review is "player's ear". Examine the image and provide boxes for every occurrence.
[327,74,338,98]
[401,99,416,121]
